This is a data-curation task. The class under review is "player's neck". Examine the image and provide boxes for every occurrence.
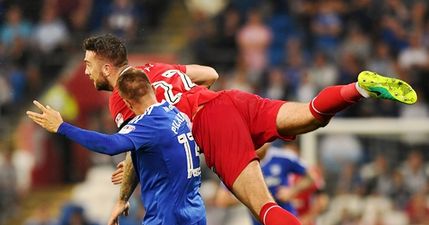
[134,97,158,115]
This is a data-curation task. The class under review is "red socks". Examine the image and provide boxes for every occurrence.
[259,202,301,225]
[309,83,363,123]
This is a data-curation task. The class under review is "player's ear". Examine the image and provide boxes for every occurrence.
[102,63,111,77]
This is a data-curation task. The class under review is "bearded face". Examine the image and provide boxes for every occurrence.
[93,70,112,91]
[84,51,113,91]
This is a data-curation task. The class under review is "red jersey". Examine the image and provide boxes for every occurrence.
[109,63,219,128]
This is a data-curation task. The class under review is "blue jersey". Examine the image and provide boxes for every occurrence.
[251,147,307,225]
[58,101,206,225]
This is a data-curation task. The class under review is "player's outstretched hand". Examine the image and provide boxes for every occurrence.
[108,200,130,225]
[26,100,63,133]
[111,161,125,185]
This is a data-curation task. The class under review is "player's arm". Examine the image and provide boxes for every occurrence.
[26,100,134,156]
[184,64,219,88]
[276,160,314,202]
[277,173,314,201]
[108,153,139,225]
[58,122,134,156]
[118,153,139,201]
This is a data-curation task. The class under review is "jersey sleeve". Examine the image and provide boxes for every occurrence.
[172,64,186,73]
[58,122,135,156]
[117,122,156,151]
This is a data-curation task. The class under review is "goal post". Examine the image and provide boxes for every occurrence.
[300,118,429,166]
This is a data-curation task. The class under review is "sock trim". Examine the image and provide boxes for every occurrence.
[310,98,335,116]
[262,205,282,225]
[355,82,370,98]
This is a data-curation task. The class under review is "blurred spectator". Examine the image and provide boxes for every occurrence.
[213,6,240,72]
[335,163,363,195]
[57,203,99,225]
[225,67,255,93]
[311,2,342,58]
[0,5,32,47]
[296,72,316,102]
[139,0,171,28]
[367,41,397,78]
[409,1,427,31]
[237,9,272,83]
[341,25,371,61]
[283,38,306,100]
[189,6,240,74]
[56,0,92,45]
[360,154,393,196]
[398,31,429,71]
[104,0,138,41]
[380,15,408,56]
[320,134,363,175]
[189,15,218,68]
[405,192,429,225]
[346,0,380,33]
[229,0,262,16]
[33,6,69,54]
[399,90,429,145]
[389,169,411,210]
[0,141,18,223]
[267,13,297,67]
[306,51,338,92]
[0,73,12,114]
[8,68,27,103]
[383,0,408,24]
[264,68,286,100]
[337,53,362,85]
[400,150,428,194]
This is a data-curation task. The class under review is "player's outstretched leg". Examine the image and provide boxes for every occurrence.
[231,160,301,225]
[275,70,417,137]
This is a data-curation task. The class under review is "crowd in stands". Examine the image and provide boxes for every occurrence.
[189,0,429,119]
[0,0,170,137]
[0,0,169,223]
[1,0,429,224]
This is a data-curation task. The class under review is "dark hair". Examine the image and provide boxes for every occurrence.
[82,34,128,67]
[117,68,152,102]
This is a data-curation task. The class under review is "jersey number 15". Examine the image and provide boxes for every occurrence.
[177,132,201,179]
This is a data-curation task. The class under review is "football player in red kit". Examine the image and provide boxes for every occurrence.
[83,34,416,225]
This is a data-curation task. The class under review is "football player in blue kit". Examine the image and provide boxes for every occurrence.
[251,143,313,225]
[26,68,206,225]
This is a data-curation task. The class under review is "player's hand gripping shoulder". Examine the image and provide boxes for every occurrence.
[111,160,125,185]
[26,100,64,133]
